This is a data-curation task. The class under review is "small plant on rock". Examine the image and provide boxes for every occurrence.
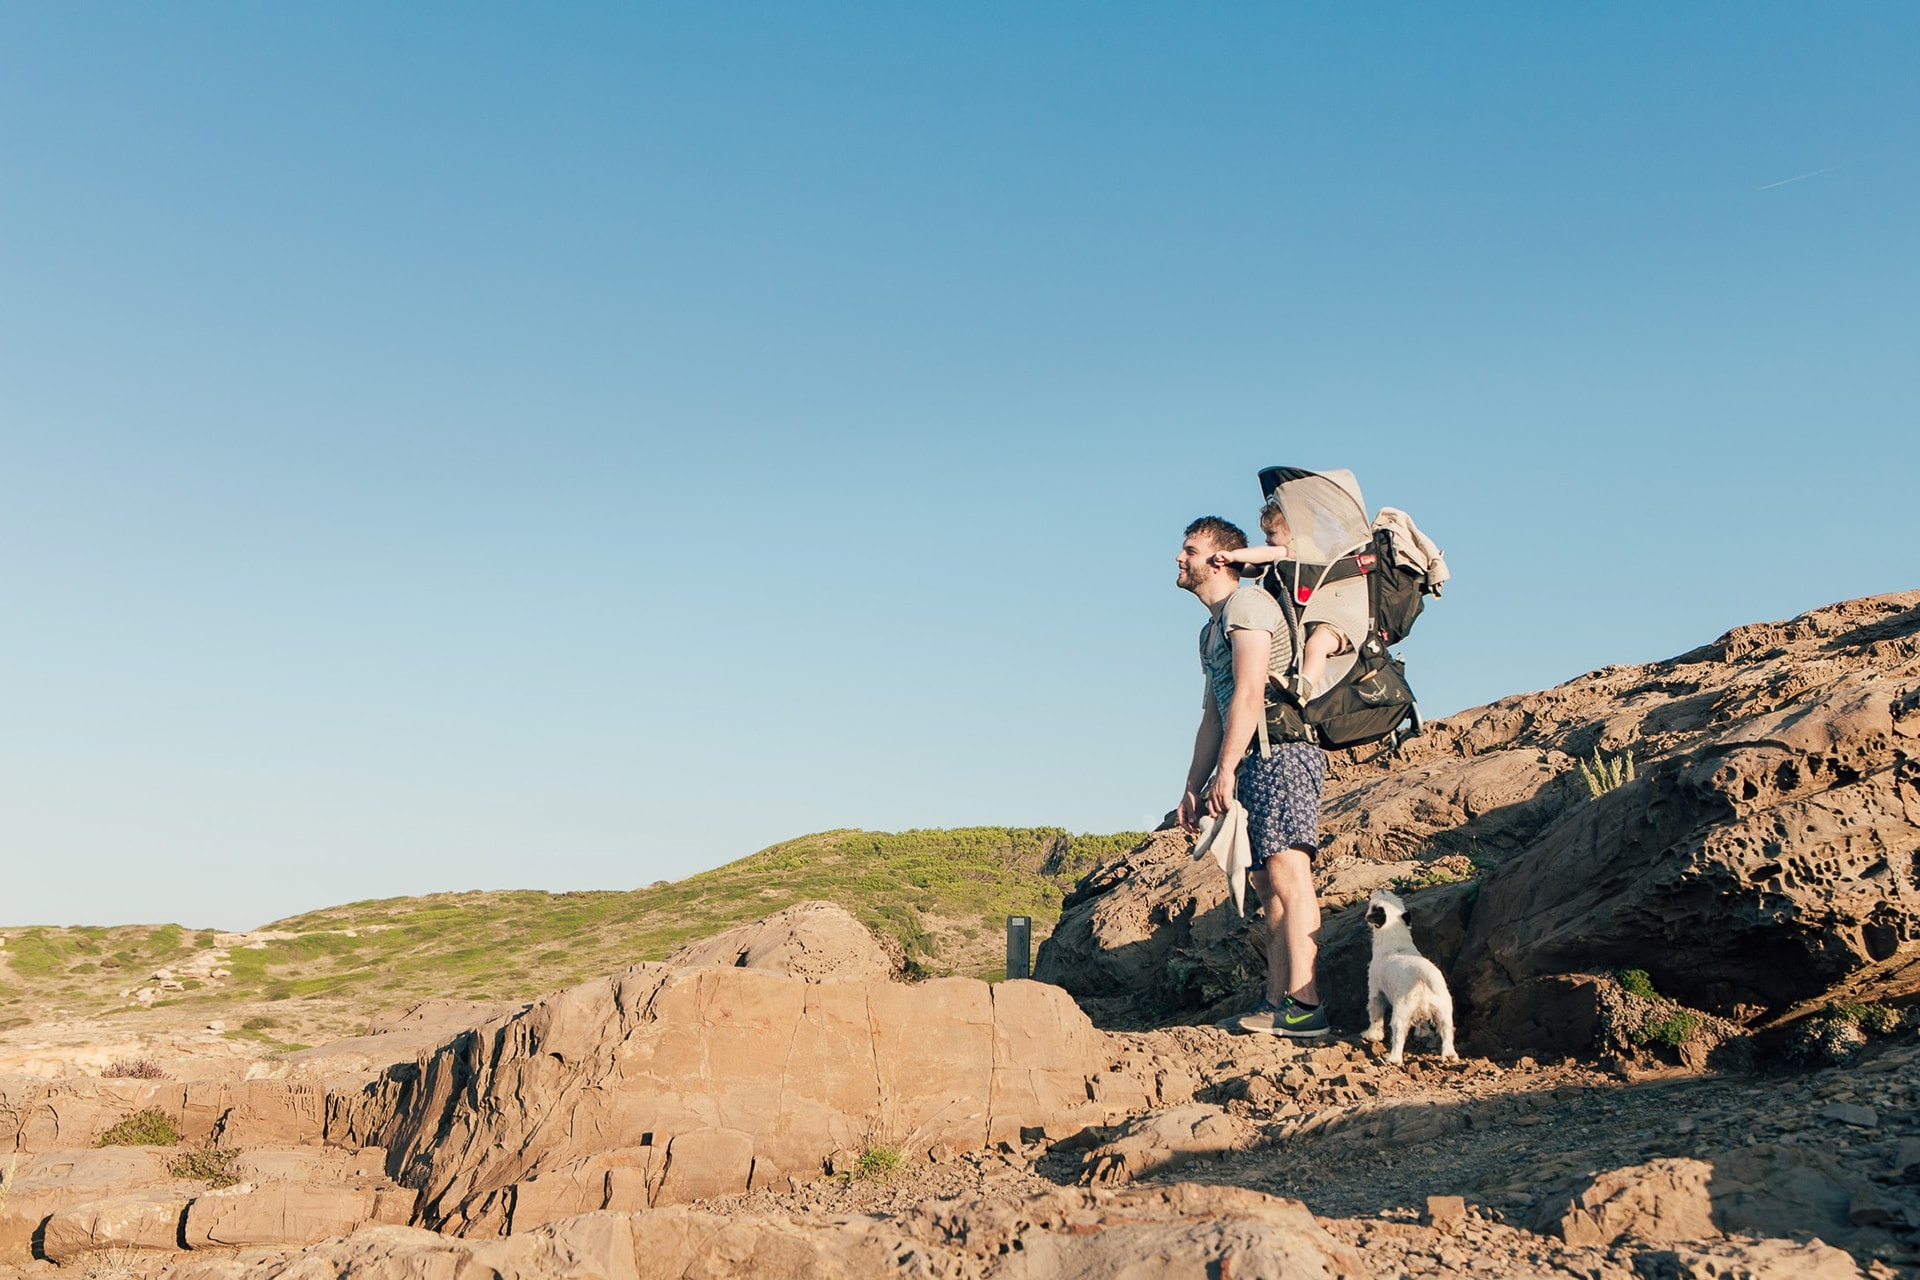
[96,1108,182,1147]
[854,1145,903,1181]
[167,1146,239,1188]
[1579,748,1635,798]
[101,1056,167,1079]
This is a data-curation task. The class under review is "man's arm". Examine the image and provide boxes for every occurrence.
[1209,627,1273,816]
[1178,689,1223,831]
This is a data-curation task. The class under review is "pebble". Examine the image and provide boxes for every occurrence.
[1821,1102,1879,1128]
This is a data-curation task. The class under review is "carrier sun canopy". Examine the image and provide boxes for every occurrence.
[1257,466,1370,563]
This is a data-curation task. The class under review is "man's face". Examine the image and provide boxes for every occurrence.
[1175,533,1220,592]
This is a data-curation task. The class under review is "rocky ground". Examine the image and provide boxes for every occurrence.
[694,1025,1920,1279]
[3,590,1916,1279]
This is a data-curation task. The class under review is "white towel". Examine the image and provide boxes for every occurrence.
[1192,802,1253,917]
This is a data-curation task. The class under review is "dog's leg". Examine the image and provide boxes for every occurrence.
[1363,989,1387,1043]
[1388,1004,1412,1065]
[1438,1006,1457,1059]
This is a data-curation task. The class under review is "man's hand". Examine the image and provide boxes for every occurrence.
[1208,769,1235,817]
[1176,787,1203,832]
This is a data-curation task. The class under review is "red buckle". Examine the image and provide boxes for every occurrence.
[1296,587,1312,604]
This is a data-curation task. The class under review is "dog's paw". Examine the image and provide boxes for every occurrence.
[1386,1052,1405,1065]
[1361,1027,1384,1042]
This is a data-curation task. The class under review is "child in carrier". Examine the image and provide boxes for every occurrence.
[1210,497,1368,704]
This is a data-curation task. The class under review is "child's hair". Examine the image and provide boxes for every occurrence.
[1259,501,1290,538]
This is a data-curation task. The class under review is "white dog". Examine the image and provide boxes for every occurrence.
[1362,889,1458,1064]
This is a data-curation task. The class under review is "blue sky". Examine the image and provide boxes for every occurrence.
[2,4,1914,929]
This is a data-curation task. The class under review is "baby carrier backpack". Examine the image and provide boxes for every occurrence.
[1253,466,1449,753]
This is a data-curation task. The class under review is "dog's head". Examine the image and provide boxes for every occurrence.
[1366,889,1409,930]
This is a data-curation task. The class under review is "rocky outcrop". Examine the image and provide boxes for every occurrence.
[1078,1103,1256,1185]
[665,900,898,981]
[0,1076,327,1155]
[332,966,1156,1235]
[148,1183,1370,1280]
[1529,1157,1718,1247]
[1038,592,1920,1047]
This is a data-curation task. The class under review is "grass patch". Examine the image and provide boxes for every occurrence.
[97,1109,181,1147]
[3,825,1143,1029]
[167,1147,239,1188]
[1579,749,1634,798]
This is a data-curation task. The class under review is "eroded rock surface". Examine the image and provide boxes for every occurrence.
[665,900,898,981]
[331,967,1139,1235]
[1039,592,1920,1046]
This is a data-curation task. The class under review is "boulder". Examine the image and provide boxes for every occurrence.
[0,1148,177,1261]
[338,967,1126,1233]
[181,1185,382,1249]
[1455,667,1920,1031]
[666,900,897,981]
[39,1191,193,1264]
[1035,828,1261,1018]
[1646,1237,1866,1279]
[1079,1104,1254,1185]
[1529,1157,1718,1246]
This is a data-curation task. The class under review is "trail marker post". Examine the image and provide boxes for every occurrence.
[1006,916,1032,981]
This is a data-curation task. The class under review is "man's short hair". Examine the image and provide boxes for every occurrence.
[1184,516,1247,553]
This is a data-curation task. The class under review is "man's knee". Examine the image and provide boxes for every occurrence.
[1269,847,1316,898]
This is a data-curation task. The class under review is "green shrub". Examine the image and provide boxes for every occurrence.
[1616,968,1661,1001]
[1638,1008,1700,1048]
[1580,749,1635,798]
[167,1148,239,1187]
[97,1109,181,1147]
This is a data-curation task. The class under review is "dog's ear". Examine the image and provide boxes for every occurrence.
[1366,905,1386,928]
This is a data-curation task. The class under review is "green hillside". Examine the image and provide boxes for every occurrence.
[0,826,1141,1047]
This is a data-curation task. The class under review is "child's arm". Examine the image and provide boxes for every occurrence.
[1210,544,1292,567]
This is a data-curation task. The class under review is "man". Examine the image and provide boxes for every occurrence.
[1174,516,1329,1037]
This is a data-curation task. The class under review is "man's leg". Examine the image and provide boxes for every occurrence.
[1248,866,1289,1006]
[1265,845,1321,1006]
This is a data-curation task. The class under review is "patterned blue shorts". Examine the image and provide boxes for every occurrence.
[1236,742,1326,868]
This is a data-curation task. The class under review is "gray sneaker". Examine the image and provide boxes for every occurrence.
[1272,996,1330,1038]
[1230,997,1289,1035]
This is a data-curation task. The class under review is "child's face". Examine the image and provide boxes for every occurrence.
[1261,518,1288,547]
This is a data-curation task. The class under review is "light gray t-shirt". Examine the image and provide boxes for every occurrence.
[1199,587,1296,722]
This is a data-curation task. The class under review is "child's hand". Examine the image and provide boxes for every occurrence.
[1208,549,1247,567]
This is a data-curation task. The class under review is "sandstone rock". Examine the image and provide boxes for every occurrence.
[1529,1157,1718,1247]
[1425,1194,1466,1232]
[651,1128,755,1207]
[0,1148,177,1261]
[1079,1104,1252,1185]
[1035,827,1259,1019]
[366,998,526,1037]
[1043,594,1920,1036]
[342,967,1119,1233]
[1455,655,1920,1030]
[1707,1143,1877,1246]
[152,1184,1369,1280]
[1656,1235,1866,1279]
[181,1185,380,1249]
[39,1191,191,1264]
[666,900,897,981]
